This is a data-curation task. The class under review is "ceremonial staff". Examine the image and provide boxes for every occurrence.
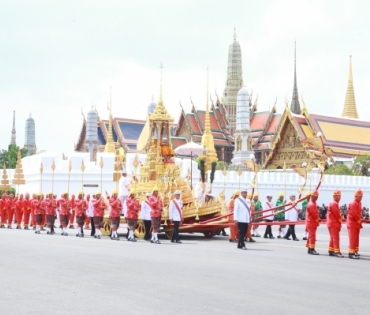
[40,162,43,193]
[283,161,287,200]
[67,160,72,193]
[99,156,104,194]
[51,159,56,193]
[237,166,242,190]
[222,166,227,193]
[81,159,85,190]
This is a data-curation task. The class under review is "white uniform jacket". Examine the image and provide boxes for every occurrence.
[285,204,299,222]
[169,199,183,221]
[233,197,251,223]
[263,201,275,220]
[141,200,152,221]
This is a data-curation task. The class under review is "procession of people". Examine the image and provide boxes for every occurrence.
[0,174,368,258]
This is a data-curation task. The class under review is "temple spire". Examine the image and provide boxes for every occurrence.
[201,68,218,170]
[290,41,301,114]
[104,87,115,153]
[342,55,359,119]
[159,62,163,105]
[233,27,237,40]
[11,110,16,145]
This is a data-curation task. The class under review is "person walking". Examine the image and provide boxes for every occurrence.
[275,192,286,238]
[141,193,152,241]
[252,192,262,237]
[228,190,240,243]
[327,190,343,257]
[306,190,320,255]
[347,189,363,259]
[284,194,299,241]
[263,194,275,239]
[233,187,251,250]
[169,190,183,243]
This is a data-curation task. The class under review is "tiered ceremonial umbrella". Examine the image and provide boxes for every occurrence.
[175,141,204,188]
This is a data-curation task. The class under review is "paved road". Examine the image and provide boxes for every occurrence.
[1,224,369,315]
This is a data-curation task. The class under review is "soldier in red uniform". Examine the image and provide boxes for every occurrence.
[34,193,44,234]
[69,194,76,229]
[58,191,70,236]
[327,190,343,257]
[75,191,87,237]
[23,193,32,230]
[149,186,163,244]
[347,189,363,259]
[7,193,16,228]
[93,191,107,239]
[126,189,140,242]
[0,193,8,228]
[305,190,320,255]
[31,193,37,229]
[109,189,122,240]
[84,194,91,229]
[15,194,24,229]
[43,192,56,235]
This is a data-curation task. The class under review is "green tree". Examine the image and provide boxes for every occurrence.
[324,164,353,175]
[0,144,28,169]
[352,155,370,176]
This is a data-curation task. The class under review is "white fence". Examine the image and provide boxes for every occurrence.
[4,152,370,207]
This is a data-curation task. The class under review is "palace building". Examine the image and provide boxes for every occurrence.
[74,31,370,167]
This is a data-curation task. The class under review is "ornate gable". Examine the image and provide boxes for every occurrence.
[263,108,311,169]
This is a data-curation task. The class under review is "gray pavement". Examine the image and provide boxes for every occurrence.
[1,224,369,315]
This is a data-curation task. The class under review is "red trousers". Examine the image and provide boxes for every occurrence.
[69,211,75,226]
[229,215,238,241]
[1,209,6,225]
[15,210,23,227]
[306,226,317,249]
[85,217,90,228]
[7,210,14,226]
[245,224,252,238]
[347,227,360,254]
[31,209,36,226]
[23,211,31,227]
[328,226,341,253]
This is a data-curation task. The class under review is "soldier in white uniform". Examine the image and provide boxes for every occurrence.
[284,194,299,241]
[263,194,275,239]
[141,193,152,241]
[233,187,251,250]
[118,170,130,209]
[169,190,183,243]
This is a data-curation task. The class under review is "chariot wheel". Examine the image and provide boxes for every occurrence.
[100,220,112,236]
[203,231,216,238]
[165,230,173,239]
[134,221,145,239]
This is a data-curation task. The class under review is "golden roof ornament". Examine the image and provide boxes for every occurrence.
[149,63,174,123]
[342,55,359,119]
[12,150,26,186]
[105,87,116,153]
[200,68,218,171]
[0,163,11,191]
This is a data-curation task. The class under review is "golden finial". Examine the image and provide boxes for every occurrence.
[104,87,115,152]
[342,55,359,119]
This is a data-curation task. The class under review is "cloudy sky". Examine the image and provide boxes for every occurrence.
[1,0,369,153]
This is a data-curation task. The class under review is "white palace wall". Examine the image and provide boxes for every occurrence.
[6,153,370,207]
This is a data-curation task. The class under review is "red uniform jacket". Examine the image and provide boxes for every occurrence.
[126,197,140,220]
[109,197,122,218]
[93,198,106,217]
[23,198,32,213]
[7,199,15,212]
[16,199,24,212]
[305,200,320,228]
[149,195,163,218]
[327,200,342,229]
[33,200,43,215]
[43,198,55,216]
[31,199,38,213]
[0,197,7,212]
[346,199,362,229]
[75,199,87,217]
[58,198,70,215]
